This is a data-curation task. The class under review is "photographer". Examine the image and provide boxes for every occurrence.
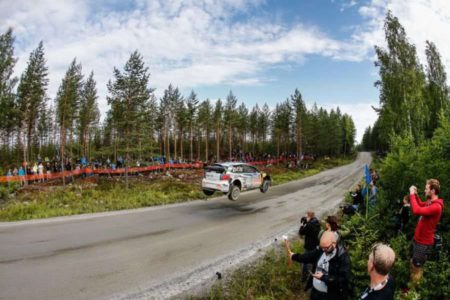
[299,211,321,280]
[409,179,444,286]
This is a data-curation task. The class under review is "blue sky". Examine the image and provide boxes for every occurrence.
[2,0,450,142]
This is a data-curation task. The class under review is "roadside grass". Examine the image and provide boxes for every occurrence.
[271,155,356,186]
[191,240,308,300]
[0,155,356,221]
[0,179,206,221]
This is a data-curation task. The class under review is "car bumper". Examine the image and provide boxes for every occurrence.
[202,179,230,193]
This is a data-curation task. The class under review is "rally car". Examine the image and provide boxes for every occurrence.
[201,162,271,201]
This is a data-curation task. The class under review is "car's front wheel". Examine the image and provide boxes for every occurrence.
[228,184,240,201]
[203,189,215,196]
[260,179,270,193]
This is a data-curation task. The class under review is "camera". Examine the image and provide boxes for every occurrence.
[300,216,307,224]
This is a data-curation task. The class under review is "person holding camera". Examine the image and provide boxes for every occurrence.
[409,179,444,285]
[359,243,396,300]
[288,231,352,300]
[299,211,321,280]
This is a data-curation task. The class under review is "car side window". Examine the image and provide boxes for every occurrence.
[243,165,257,173]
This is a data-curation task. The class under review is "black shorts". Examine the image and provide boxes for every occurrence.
[412,240,432,267]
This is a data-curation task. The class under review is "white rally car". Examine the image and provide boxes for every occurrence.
[201,162,271,201]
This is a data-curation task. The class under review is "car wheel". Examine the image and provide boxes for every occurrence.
[260,179,270,193]
[203,189,215,196]
[228,184,240,201]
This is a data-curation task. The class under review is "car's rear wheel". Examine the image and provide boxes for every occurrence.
[260,179,270,193]
[203,189,215,196]
[228,184,240,201]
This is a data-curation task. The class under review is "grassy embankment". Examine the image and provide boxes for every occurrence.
[0,155,355,221]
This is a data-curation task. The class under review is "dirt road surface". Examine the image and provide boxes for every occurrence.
[0,152,371,299]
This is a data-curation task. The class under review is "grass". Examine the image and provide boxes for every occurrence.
[0,178,207,221]
[190,240,308,300]
[271,156,356,185]
[0,155,356,221]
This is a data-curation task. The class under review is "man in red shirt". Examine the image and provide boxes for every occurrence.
[409,179,444,285]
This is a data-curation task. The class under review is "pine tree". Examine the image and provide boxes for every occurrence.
[197,99,213,161]
[224,91,238,160]
[0,28,18,149]
[78,71,99,159]
[213,99,223,161]
[107,51,153,182]
[249,104,260,153]
[258,103,271,153]
[291,89,306,158]
[17,41,49,162]
[237,102,248,156]
[55,58,83,175]
[186,90,199,161]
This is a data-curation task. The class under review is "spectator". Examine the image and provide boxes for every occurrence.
[12,167,18,176]
[398,195,411,232]
[371,169,379,185]
[38,162,44,183]
[299,211,321,280]
[288,231,352,300]
[18,166,26,186]
[319,216,341,243]
[409,179,444,286]
[359,243,396,300]
[350,184,364,209]
[368,181,378,208]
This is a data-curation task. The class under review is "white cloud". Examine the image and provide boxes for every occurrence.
[352,0,450,76]
[1,0,353,117]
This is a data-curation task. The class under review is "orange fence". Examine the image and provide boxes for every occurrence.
[0,162,203,183]
[0,157,307,183]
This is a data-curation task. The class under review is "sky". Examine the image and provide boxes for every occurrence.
[1,0,450,143]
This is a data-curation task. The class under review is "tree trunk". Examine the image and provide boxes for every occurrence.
[205,129,209,162]
[60,123,66,186]
[197,130,201,161]
[228,125,232,161]
[179,129,183,160]
[173,130,177,161]
[216,128,220,162]
[190,123,193,162]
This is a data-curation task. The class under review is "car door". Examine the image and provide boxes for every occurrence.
[247,165,262,188]
[243,165,260,189]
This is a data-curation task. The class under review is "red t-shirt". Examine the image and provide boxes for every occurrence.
[410,194,444,245]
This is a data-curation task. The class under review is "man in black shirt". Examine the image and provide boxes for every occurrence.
[360,243,396,300]
[299,211,321,280]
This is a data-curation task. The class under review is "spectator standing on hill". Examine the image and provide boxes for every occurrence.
[18,166,26,186]
[319,216,341,243]
[398,195,411,232]
[288,231,352,300]
[299,211,321,280]
[409,179,444,286]
[38,163,44,182]
[371,169,379,185]
[368,181,378,208]
[359,243,396,300]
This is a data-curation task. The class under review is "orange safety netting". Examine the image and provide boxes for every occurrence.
[0,158,301,183]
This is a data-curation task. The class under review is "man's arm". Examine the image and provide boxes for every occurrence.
[410,194,426,207]
[410,194,441,216]
[291,248,321,264]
